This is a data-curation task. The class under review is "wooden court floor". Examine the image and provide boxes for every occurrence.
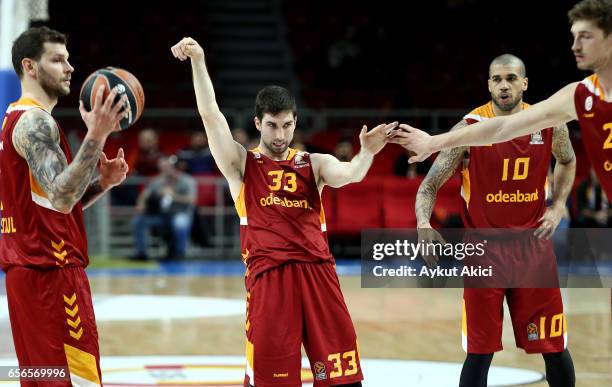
[1,274,610,386]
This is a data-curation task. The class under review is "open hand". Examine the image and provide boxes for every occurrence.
[360,122,398,156]
[387,124,433,162]
[417,226,447,267]
[99,148,129,189]
[79,86,128,137]
[534,205,567,239]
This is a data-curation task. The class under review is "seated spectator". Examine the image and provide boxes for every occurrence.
[291,131,308,151]
[575,168,612,227]
[112,128,165,206]
[334,138,354,162]
[394,149,432,178]
[132,155,197,261]
[177,131,215,175]
[232,127,250,147]
[130,128,165,176]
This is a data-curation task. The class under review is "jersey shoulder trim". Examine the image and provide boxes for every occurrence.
[248,147,300,161]
[464,102,494,121]
[6,97,48,114]
[286,147,298,160]
[580,74,603,98]
[464,101,531,122]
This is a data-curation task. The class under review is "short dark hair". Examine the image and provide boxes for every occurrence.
[11,26,67,78]
[569,0,612,36]
[489,54,526,77]
[254,85,297,120]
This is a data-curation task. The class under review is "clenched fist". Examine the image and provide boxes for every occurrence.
[171,37,205,62]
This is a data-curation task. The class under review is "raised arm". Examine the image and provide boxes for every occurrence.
[390,82,579,162]
[534,124,576,239]
[415,120,469,228]
[12,87,126,213]
[311,122,397,190]
[171,37,246,198]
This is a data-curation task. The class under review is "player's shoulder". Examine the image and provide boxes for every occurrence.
[12,105,59,154]
[7,97,47,112]
[290,148,310,161]
[575,74,600,97]
[308,152,332,164]
[464,101,494,122]
[14,107,57,135]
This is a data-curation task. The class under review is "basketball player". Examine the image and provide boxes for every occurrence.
[414,54,576,387]
[389,0,612,335]
[171,37,397,387]
[390,0,612,194]
[0,27,128,386]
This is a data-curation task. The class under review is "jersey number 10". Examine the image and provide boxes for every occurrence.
[501,157,530,181]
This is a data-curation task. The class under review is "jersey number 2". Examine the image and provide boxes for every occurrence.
[268,170,297,192]
[602,123,612,149]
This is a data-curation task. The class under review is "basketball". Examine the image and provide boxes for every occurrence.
[79,67,145,130]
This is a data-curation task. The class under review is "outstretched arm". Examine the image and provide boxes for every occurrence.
[311,122,397,189]
[171,37,246,199]
[12,87,126,213]
[390,82,579,162]
[415,120,468,228]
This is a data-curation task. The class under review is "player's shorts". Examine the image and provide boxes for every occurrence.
[463,287,566,354]
[243,261,362,387]
[6,266,102,387]
[462,230,560,288]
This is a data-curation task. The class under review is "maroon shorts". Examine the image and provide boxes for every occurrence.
[6,266,102,387]
[244,262,362,387]
[463,287,566,354]
[463,231,560,288]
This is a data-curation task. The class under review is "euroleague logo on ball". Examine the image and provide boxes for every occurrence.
[80,67,145,130]
[112,84,133,124]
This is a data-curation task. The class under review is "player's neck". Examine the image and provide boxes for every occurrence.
[20,83,58,112]
[258,142,289,161]
[491,100,523,117]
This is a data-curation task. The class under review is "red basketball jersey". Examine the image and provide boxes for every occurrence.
[0,98,89,271]
[236,148,333,288]
[461,102,553,228]
[574,74,612,197]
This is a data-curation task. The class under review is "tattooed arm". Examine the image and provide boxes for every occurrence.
[12,108,104,213]
[534,124,576,239]
[550,124,576,208]
[80,177,106,210]
[415,120,469,228]
[12,86,126,213]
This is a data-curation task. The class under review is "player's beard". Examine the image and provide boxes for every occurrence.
[492,92,522,112]
[262,139,289,157]
[579,53,611,72]
[38,64,70,98]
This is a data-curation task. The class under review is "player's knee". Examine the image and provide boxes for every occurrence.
[172,212,191,229]
[542,349,575,387]
[542,349,570,361]
[459,353,494,387]
[464,353,494,365]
